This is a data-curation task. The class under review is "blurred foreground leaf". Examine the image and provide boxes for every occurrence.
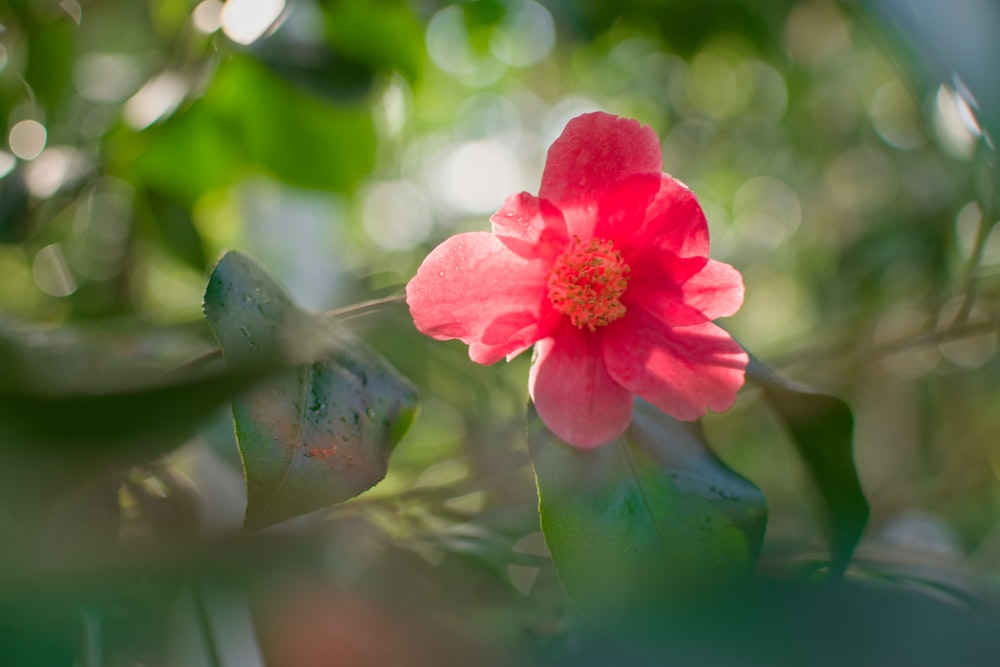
[0,320,273,505]
[549,576,1000,667]
[747,357,868,576]
[528,400,767,608]
[204,251,417,530]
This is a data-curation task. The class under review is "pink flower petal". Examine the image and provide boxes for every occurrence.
[623,175,710,259]
[490,192,568,260]
[406,232,557,363]
[539,112,662,213]
[603,310,747,421]
[623,251,742,326]
[680,259,745,320]
[470,308,562,364]
[584,172,662,242]
[529,324,634,448]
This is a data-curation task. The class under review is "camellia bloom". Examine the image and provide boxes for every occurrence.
[406,112,748,448]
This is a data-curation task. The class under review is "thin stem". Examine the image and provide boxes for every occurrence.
[192,584,224,667]
[161,294,405,377]
[324,293,406,321]
[951,146,998,327]
[79,608,102,667]
[870,317,999,358]
[772,317,999,369]
[161,347,223,378]
[951,216,993,327]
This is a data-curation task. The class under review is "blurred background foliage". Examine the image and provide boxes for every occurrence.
[1,0,999,664]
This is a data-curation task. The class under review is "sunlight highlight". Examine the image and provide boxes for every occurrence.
[220,0,286,45]
[193,0,224,34]
[124,72,188,130]
[9,120,47,160]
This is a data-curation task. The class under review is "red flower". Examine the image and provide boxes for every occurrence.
[406,112,747,448]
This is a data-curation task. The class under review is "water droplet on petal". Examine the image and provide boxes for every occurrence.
[438,270,445,277]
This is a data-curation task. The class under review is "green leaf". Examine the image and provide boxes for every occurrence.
[254,42,376,102]
[528,400,767,608]
[0,319,274,506]
[322,0,425,82]
[25,14,75,115]
[124,57,377,201]
[118,102,245,204]
[203,251,417,530]
[0,169,29,244]
[747,357,868,576]
[136,188,208,271]
[209,57,377,193]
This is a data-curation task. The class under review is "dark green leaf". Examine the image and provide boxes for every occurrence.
[209,58,377,194]
[322,0,425,82]
[254,43,376,102]
[119,102,245,204]
[0,365,267,450]
[203,251,417,530]
[0,320,270,454]
[747,357,868,576]
[25,14,74,115]
[0,319,274,506]
[0,168,29,244]
[125,57,377,201]
[528,400,767,608]
[137,189,207,271]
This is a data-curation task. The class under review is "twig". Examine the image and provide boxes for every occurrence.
[950,146,998,327]
[324,293,406,321]
[79,608,102,667]
[869,318,998,358]
[161,347,224,378]
[769,316,999,369]
[193,584,224,667]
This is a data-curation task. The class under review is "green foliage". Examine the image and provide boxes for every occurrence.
[748,357,868,576]
[123,57,377,202]
[0,319,272,506]
[0,0,998,663]
[323,0,426,82]
[529,399,767,607]
[204,251,418,530]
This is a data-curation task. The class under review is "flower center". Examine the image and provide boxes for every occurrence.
[547,237,630,331]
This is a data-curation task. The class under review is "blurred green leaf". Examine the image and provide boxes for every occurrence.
[322,0,425,82]
[528,399,767,608]
[136,188,208,271]
[118,100,244,204]
[126,57,376,201]
[24,11,74,115]
[214,58,377,192]
[0,366,266,451]
[203,251,418,531]
[0,321,274,506]
[255,42,376,102]
[747,357,869,576]
[0,169,29,244]
[548,576,1000,667]
[0,322,269,458]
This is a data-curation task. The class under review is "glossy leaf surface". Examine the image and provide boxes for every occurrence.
[204,251,417,530]
[529,399,767,607]
[748,357,868,576]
